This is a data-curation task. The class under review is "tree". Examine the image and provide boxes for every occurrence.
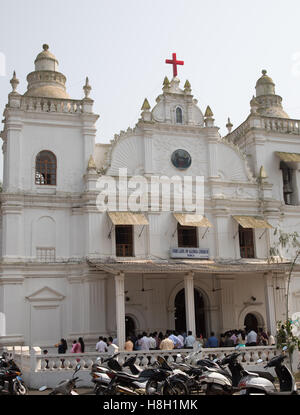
[269,228,300,370]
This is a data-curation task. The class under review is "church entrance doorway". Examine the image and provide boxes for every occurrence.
[174,289,206,337]
[244,313,258,332]
[125,315,136,337]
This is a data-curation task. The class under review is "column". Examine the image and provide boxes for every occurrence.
[184,272,196,336]
[115,272,126,351]
[264,273,276,335]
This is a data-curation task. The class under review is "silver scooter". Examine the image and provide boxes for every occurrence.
[239,346,298,395]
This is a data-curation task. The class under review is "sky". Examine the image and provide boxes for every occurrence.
[1,0,300,179]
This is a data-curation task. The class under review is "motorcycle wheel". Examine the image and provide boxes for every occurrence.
[13,381,28,395]
[146,380,161,395]
[163,380,189,395]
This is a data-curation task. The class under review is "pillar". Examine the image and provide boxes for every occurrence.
[264,273,276,335]
[184,272,196,336]
[114,272,125,351]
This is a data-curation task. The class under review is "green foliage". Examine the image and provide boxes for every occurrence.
[276,320,300,355]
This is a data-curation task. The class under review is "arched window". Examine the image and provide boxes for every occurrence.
[35,151,57,185]
[176,107,183,124]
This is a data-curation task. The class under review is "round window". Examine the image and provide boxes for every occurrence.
[171,149,192,170]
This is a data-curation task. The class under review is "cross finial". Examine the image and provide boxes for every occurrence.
[165,53,184,78]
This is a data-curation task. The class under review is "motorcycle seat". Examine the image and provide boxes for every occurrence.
[243,370,259,377]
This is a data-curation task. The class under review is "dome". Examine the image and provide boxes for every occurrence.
[34,44,59,71]
[255,70,275,96]
[24,44,70,99]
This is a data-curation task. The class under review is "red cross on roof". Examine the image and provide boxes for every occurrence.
[165,53,184,77]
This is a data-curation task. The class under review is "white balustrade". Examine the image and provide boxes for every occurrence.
[19,97,83,114]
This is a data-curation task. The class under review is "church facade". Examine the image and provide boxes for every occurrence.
[0,45,300,349]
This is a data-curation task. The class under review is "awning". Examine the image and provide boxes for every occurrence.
[275,152,300,163]
[233,215,272,229]
[174,213,213,227]
[108,211,149,225]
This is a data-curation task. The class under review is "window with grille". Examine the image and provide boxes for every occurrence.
[115,225,133,257]
[176,107,183,124]
[35,151,57,185]
[36,247,56,262]
[177,224,198,247]
[280,161,294,205]
[238,225,255,258]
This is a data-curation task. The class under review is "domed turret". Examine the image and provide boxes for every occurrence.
[24,44,70,99]
[252,70,289,119]
[255,69,275,96]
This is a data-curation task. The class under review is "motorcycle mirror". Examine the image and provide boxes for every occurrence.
[282,346,288,351]
[235,345,241,350]
[257,359,263,363]
[213,358,218,363]
[75,364,81,372]
[39,386,47,391]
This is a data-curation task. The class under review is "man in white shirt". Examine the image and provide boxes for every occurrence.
[185,331,195,349]
[140,332,151,351]
[107,337,119,355]
[246,329,257,346]
[149,333,157,350]
[95,336,107,353]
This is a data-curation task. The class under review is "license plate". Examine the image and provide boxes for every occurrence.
[239,389,247,395]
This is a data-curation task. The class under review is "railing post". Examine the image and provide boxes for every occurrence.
[30,347,41,372]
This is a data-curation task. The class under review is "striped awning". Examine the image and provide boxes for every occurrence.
[233,215,272,229]
[174,213,213,227]
[108,212,149,225]
[275,152,300,163]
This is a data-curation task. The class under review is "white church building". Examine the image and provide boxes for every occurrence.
[0,45,300,350]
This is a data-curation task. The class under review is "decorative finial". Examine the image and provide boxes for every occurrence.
[184,79,191,92]
[163,76,170,88]
[204,105,214,118]
[226,117,233,133]
[250,95,259,114]
[87,155,96,171]
[42,44,49,51]
[10,71,19,93]
[83,77,91,99]
[262,69,267,76]
[141,98,151,111]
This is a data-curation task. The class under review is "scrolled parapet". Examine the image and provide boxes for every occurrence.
[220,137,256,183]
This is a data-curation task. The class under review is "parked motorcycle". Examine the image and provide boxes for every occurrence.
[92,354,188,395]
[39,364,82,395]
[0,354,28,395]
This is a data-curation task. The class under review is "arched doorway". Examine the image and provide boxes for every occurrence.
[125,315,136,337]
[174,289,206,337]
[244,313,258,332]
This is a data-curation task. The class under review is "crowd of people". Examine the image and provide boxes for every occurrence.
[95,327,276,352]
[45,327,276,365]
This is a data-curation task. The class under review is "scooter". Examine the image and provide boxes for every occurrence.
[239,346,298,395]
[198,349,275,395]
[39,363,82,395]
